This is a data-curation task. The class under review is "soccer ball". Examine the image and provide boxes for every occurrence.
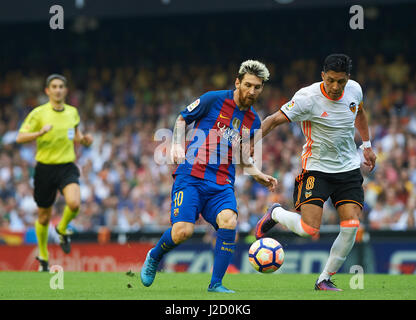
[248,237,284,273]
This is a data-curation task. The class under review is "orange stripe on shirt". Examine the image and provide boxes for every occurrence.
[301,122,309,160]
[301,121,313,169]
[301,123,308,168]
[279,110,291,122]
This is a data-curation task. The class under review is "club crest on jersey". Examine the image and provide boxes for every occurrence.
[349,102,357,113]
[242,125,250,136]
[305,191,312,199]
[187,99,200,112]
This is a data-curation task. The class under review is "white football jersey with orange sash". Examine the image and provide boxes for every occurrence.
[280,80,363,173]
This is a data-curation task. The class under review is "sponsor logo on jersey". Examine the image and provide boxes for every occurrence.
[286,100,295,110]
[217,121,242,147]
[187,99,200,112]
[67,128,75,140]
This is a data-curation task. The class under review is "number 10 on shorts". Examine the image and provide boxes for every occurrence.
[174,191,183,207]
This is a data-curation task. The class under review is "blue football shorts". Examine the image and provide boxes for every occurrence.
[170,174,238,229]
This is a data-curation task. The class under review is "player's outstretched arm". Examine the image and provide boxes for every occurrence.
[355,105,376,171]
[260,110,290,139]
[240,162,277,192]
[16,124,52,144]
[249,110,289,155]
[238,146,277,192]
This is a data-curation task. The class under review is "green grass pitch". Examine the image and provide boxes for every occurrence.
[0,272,415,300]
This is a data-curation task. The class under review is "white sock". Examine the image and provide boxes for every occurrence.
[318,226,358,283]
[271,206,317,238]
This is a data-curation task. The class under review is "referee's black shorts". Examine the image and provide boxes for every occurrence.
[34,162,80,208]
[293,168,364,212]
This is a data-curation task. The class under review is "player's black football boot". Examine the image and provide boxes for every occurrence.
[55,226,72,254]
[36,256,49,272]
[255,203,281,239]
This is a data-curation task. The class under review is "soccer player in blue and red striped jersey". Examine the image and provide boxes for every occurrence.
[141,60,277,293]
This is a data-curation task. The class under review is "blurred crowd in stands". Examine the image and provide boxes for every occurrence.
[0,6,415,236]
[0,53,415,235]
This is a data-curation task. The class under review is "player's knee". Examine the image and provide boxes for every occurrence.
[173,230,193,243]
[172,224,194,244]
[38,215,50,225]
[38,208,52,225]
[66,199,80,212]
[217,210,237,230]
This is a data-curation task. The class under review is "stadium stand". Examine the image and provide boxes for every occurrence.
[0,4,415,239]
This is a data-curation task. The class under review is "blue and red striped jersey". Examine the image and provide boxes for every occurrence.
[173,90,261,186]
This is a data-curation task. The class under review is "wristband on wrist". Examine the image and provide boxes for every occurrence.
[360,141,371,149]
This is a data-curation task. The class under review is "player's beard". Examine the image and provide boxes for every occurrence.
[238,90,256,110]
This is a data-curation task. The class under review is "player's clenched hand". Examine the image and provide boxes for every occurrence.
[254,173,278,192]
[363,147,376,171]
[81,133,93,147]
[171,143,186,164]
[39,124,53,136]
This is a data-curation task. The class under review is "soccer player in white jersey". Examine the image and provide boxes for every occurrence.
[255,54,377,291]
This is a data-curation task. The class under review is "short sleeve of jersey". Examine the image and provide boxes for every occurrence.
[19,108,41,133]
[280,89,311,122]
[180,91,218,125]
[351,80,363,104]
[357,85,363,105]
[349,80,364,110]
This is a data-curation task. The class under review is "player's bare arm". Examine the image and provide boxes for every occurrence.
[240,161,277,192]
[238,143,277,192]
[16,124,53,144]
[249,110,289,155]
[171,114,186,164]
[74,127,93,147]
[355,104,377,171]
[260,110,290,139]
